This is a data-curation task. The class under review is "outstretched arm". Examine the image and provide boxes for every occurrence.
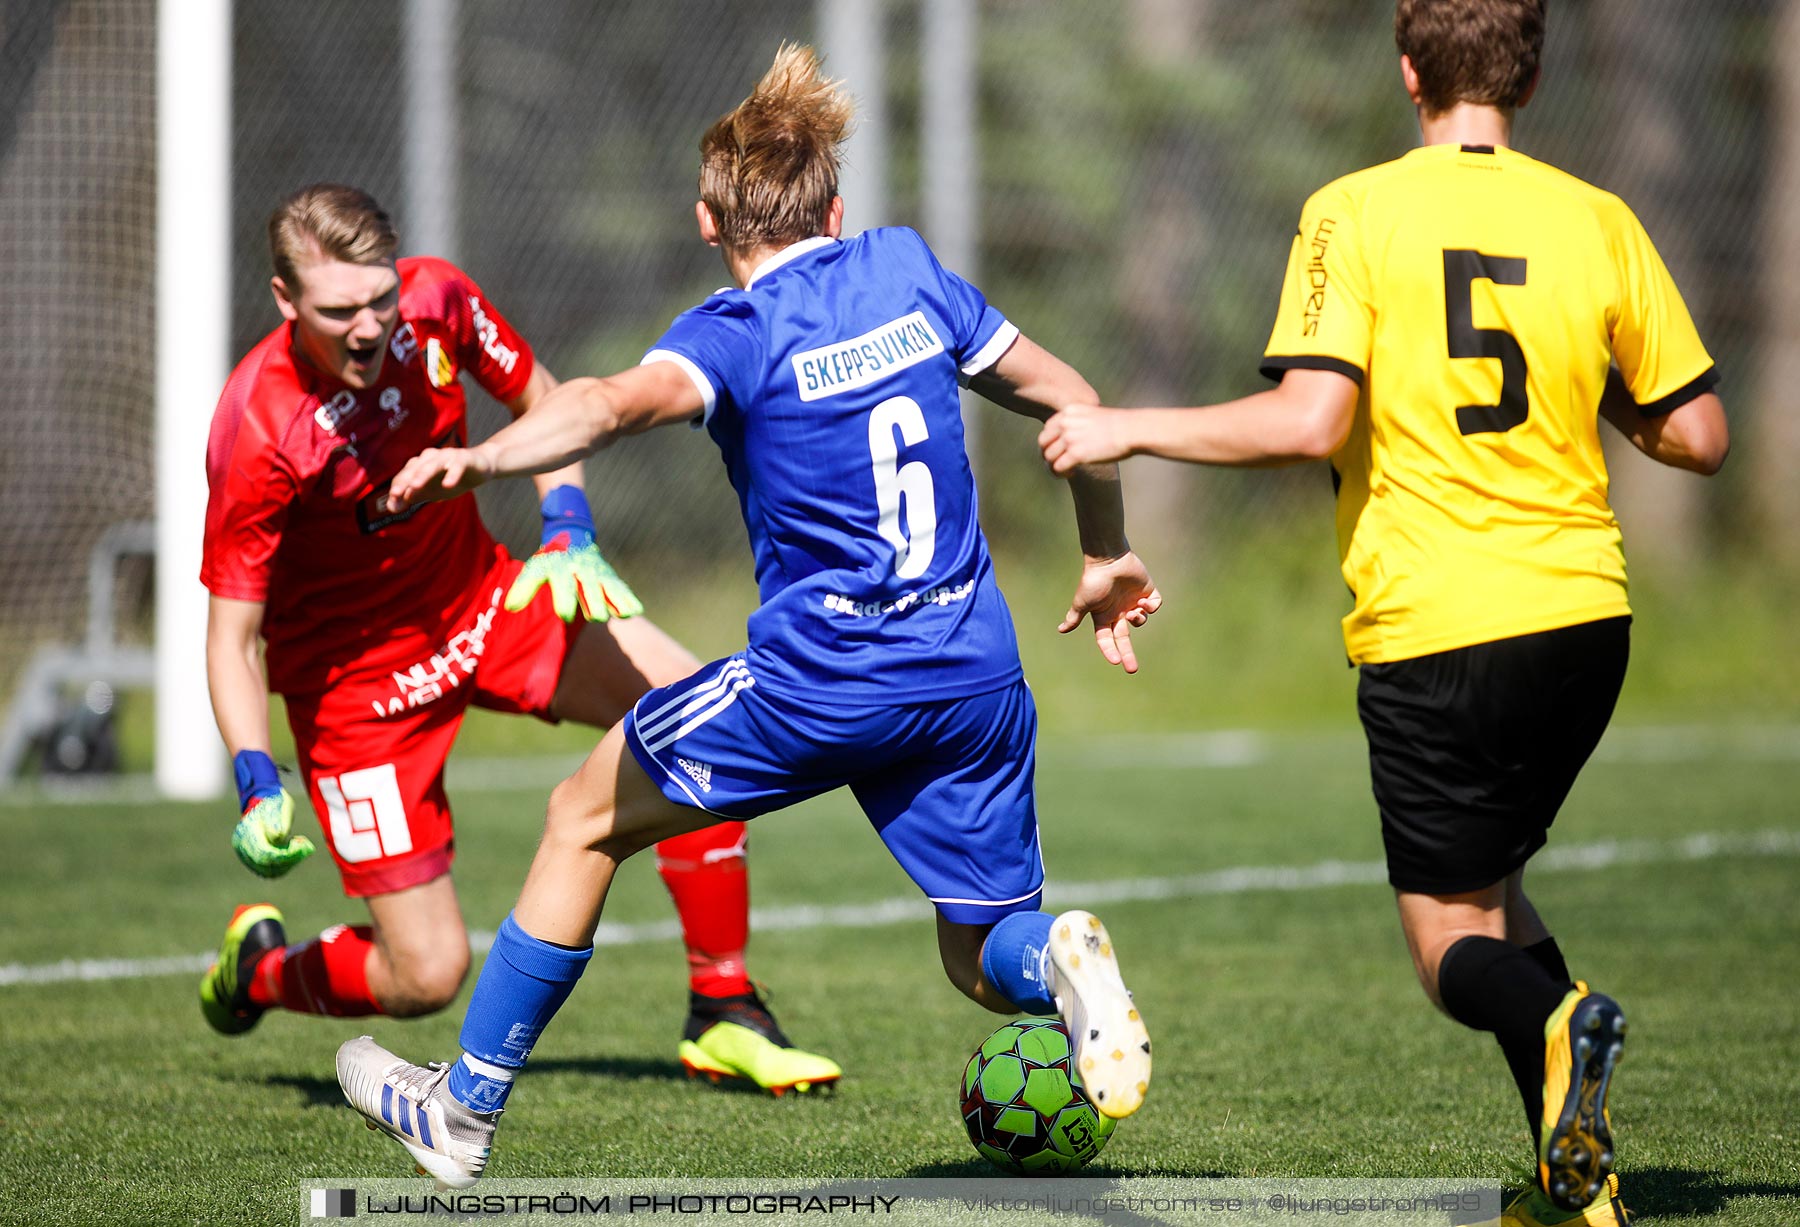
[386,361,705,511]
[498,360,645,622]
[1037,367,1360,473]
[505,361,588,503]
[969,334,1162,673]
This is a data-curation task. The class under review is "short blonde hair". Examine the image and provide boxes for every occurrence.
[698,43,855,251]
[268,183,399,288]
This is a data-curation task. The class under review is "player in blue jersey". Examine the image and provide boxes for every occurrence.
[333,43,1162,1187]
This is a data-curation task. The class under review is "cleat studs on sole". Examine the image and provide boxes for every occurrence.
[1141,1041,1152,1054]
[1099,943,1111,957]
[1549,1146,1565,1163]
[1128,1009,1139,1022]
[1070,954,1081,969]
[1576,1037,1593,1062]
[1111,1049,1124,1061]
[1059,925,1072,940]
[1089,1028,1100,1040]
[1584,1012,1603,1033]
[1088,916,1102,930]
[1136,1080,1148,1095]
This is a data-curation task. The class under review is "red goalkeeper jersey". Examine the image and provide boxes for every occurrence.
[202,256,535,695]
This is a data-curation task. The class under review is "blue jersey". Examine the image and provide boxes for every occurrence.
[644,227,1024,704]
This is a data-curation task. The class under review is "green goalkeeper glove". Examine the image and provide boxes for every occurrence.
[232,750,314,878]
[506,485,644,622]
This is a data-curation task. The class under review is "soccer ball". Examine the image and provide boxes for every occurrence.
[960,1018,1116,1174]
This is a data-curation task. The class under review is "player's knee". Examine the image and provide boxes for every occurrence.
[938,945,973,993]
[955,973,1018,1014]
[1413,963,1446,1012]
[1410,936,1465,1014]
[939,924,1011,1012]
[544,774,604,842]
[543,775,647,861]
[939,953,984,1007]
[379,947,470,1017]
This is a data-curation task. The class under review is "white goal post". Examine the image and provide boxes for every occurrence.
[155,0,230,800]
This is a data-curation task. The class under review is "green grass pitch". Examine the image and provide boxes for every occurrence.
[1,729,1796,1225]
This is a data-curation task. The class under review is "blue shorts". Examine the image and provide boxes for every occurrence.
[622,654,1043,925]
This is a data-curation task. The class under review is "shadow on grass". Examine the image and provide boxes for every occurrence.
[519,1055,691,1085]
[255,1055,844,1109]
[530,1055,845,1099]
[262,1073,352,1109]
[1604,1167,1800,1220]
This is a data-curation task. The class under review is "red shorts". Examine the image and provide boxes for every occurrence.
[282,553,582,897]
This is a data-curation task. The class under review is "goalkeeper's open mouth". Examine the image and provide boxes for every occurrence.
[345,340,383,375]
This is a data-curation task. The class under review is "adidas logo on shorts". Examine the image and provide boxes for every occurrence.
[678,757,714,792]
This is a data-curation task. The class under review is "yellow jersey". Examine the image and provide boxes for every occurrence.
[1262,142,1717,664]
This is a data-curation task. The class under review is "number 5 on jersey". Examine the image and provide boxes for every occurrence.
[1443,249,1528,436]
[868,395,938,579]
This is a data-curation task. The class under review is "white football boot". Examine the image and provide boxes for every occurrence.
[337,1036,497,1190]
[1046,910,1152,1119]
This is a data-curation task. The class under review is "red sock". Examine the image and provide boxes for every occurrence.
[656,822,752,998]
[248,923,383,1017]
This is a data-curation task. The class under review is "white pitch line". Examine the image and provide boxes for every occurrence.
[3,827,1796,990]
[435,722,1800,791]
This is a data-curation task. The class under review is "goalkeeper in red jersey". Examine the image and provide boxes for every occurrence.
[198,183,837,1095]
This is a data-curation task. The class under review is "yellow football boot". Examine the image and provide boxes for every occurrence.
[1540,982,1628,1210]
[677,989,841,1096]
[1477,1173,1631,1226]
[199,903,286,1035]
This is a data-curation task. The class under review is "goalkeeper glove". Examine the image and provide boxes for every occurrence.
[231,749,314,878]
[506,484,644,622]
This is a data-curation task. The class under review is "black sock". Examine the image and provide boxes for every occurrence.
[1438,934,1571,1144]
[1522,936,1573,988]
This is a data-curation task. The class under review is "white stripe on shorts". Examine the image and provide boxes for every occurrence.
[634,659,752,745]
[927,884,1045,909]
[637,660,756,754]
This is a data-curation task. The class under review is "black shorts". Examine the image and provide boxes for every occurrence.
[1357,616,1630,895]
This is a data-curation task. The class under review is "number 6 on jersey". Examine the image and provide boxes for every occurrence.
[868,394,938,579]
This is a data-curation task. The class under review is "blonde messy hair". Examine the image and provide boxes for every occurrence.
[699,43,855,251]
[268,183,398,288]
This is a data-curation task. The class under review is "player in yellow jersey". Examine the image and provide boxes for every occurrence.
[1038,2,1727,1224]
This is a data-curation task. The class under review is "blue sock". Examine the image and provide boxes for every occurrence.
[980,910,1057,1014]
[446,913,592,1113]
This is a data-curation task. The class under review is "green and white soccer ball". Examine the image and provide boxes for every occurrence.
[960,1018,1117,1174]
